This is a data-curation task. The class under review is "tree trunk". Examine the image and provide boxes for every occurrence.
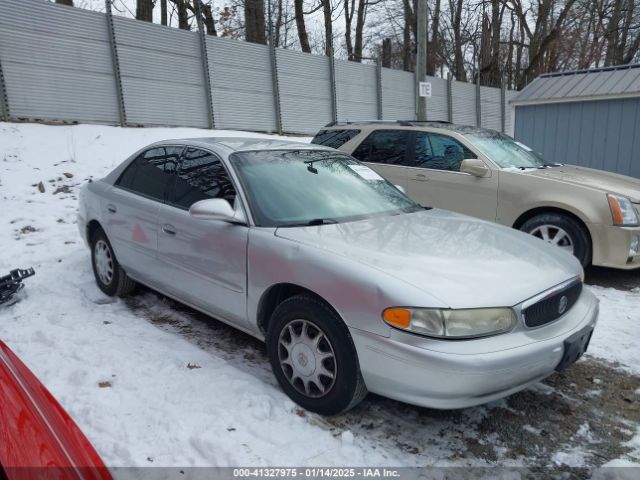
[402,0,414,71]
[55,0,74,6]
[323,0,334,56]
[453,0,466,81]
[136,0,153,22]
[195,0,217,35]
[294,0,311,52]
[161,0,167,26]
[382,38,392,68]
[353,0,366,62]
[245,0,266,44]
[426,0,440,76]
[345,0,355,60]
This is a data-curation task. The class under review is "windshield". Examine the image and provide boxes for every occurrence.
[230,149,421,227]
[466,131,557,169]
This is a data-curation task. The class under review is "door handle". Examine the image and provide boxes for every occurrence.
[106,204,117,213]
[162,224,176,235]
[412,174,429,182]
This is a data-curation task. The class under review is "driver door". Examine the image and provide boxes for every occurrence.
[406,131,498,221]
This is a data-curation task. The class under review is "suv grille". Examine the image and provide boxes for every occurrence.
[523,281,583,328]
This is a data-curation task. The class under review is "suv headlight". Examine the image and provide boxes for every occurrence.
[383,307,516,339]
[607,194,640,226]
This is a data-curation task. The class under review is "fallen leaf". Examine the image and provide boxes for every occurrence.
[37,181,45,193]
[187,363,201,370]
[63,172,74,178]
[98,381,112,388]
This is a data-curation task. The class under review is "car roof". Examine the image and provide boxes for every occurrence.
[149,136,332,153]
[322,120,496,136]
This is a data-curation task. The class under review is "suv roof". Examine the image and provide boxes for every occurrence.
[322,120,492,136]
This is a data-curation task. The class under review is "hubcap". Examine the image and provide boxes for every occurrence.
[278,319,337,398]
[529,225,574,253]
[94,239,114,285]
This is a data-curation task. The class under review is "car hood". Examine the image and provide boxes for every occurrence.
[525,165,640,202]
[275,209,581,309]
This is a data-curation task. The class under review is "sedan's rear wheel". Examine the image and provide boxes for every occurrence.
[520,213,591,267]
[90,227,137,297]
[267,295,367,415]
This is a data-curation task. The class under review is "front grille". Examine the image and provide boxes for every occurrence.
[523,281,583,328]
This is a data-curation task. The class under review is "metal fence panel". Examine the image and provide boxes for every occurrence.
[207,37,277,132]
[114,16,209,128]
[0,0,119,123]
[426,76,448,121]
[335,59,377,121]
[505,90,518,135]
[452,81,477,126]
[481,86,501,131]
[277,49,333,134]
[381,68,415,121]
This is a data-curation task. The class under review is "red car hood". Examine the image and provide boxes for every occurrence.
[0,341,110,480]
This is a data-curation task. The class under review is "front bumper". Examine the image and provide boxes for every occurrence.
[350,288,599,410]
[589,223,640,269]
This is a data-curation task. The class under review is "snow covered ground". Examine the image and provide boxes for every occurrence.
[0,122,639,471]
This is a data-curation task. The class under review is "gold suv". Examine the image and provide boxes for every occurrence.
[311,121,640,269]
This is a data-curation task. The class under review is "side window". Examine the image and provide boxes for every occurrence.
[414,132,476,172]
[169,148,237,210]
[351,130,410,165]
[311,129,361,149]
[116,146,182,201]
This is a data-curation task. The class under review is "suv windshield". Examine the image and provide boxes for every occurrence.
[230,150,421,227]
[466,131,558,169]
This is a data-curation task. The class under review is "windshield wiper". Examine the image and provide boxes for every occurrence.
[284,218,338,227]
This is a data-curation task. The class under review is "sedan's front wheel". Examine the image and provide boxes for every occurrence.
[267,295,367,415]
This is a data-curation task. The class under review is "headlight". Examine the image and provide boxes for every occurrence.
[383,307,516,339]
[607,194,639,226]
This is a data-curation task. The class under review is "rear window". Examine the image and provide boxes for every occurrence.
[311,129,361,149]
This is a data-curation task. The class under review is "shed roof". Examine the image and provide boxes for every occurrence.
[511,63,640,105]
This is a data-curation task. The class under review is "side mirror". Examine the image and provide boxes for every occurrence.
[460,159,490,177]
[189,198,246,224]
[394,184,406,194]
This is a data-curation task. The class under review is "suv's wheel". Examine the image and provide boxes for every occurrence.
[266,294,367,415]
[520,213,591,266]
[90,227,137,297]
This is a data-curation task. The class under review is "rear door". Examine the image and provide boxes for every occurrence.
[406,131,498,221]
[350,129,412,190]
[107,146,182,282]
[157,147,249,326]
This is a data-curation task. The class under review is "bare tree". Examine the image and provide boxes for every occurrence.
[136,0,154,22]
[295,0,312,52]
[245,0,266,44]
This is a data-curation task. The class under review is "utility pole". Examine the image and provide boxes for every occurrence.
[415,0,427,121]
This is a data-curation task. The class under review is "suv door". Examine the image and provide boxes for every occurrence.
[157,147,249,326]
[350,129,411,190]
[108,146,182,283]
[406,131,498,221]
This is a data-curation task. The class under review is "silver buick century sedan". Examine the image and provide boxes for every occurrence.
[78,138,598,415]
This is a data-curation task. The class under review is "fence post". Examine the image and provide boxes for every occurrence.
[475,76,481,127]
[0,54,9,122]
[105,0,126,127]
[195,1,215,129]
[376,57,383,120]
[447,73,453,123]
[328,47,337,123]
[500,83,506,133]
[267,16,282,134]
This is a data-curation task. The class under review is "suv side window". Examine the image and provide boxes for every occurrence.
[169,147,237,210]
[116,146,182,201]
[351,130,410,165]
[311,129,361,149]
[414,132,476,172]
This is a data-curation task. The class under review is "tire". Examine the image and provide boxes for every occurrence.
[520,213,591,267]
[90,227,137,297]
[266,294,367,415]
